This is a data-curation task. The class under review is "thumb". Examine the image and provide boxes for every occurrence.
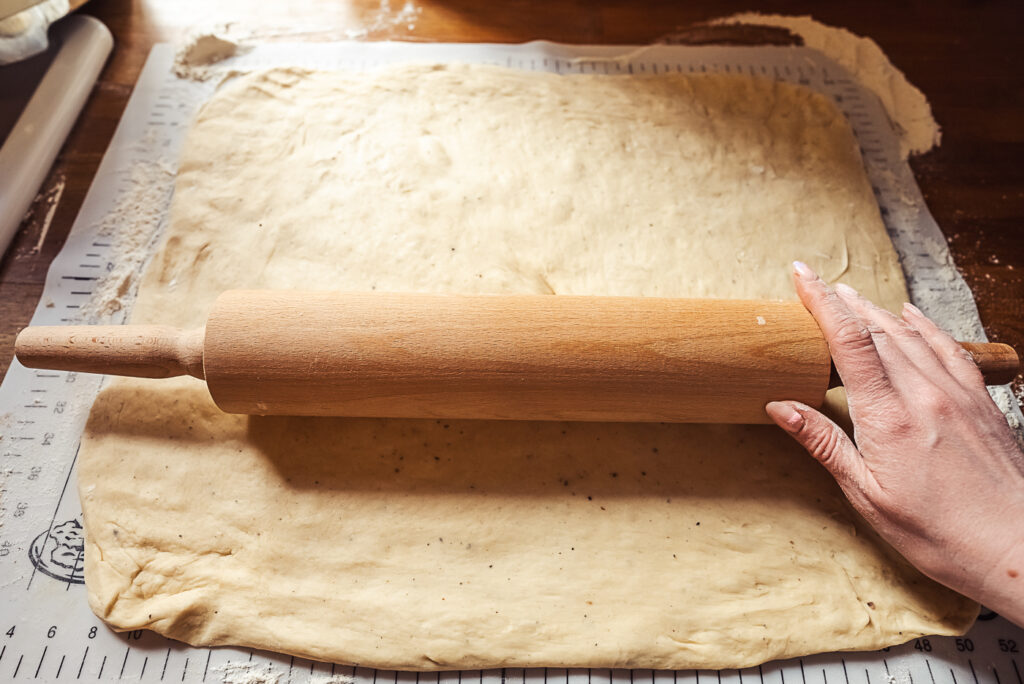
[765,400,870,491]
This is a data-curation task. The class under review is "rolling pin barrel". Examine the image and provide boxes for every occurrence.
[202,291,833,423]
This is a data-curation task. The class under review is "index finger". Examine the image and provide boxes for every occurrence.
[791,261,895,400]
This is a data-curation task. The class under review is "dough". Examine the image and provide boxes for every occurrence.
[79,64,976,670]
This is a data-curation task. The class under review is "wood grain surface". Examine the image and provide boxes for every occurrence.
[205,292,835,423]
[2,0,1022,406]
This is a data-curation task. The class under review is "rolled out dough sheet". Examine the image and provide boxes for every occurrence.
[79,64,977,670]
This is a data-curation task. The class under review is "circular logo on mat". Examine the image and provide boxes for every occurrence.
[29,518,85,584]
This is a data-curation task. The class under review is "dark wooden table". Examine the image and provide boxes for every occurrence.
[2,1,1022,398]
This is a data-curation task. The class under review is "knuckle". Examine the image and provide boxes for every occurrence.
[897,325,925,341]
[887,408,917,434]
[804,424,844,465]
[831,319,876,353]
[883,321,920,342]
[917,386,956,417]
[864,324,889,346]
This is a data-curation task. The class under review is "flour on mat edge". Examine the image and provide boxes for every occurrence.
[213,660,356,684]
[171,0,422,79]
[173,31,244,81]
[80,125,176,322]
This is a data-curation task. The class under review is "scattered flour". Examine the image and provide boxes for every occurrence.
[214,662,281,684]
[993,385,1024,450]
[885,665,915,684]
[310,675,357,684]
[345,0,422,39]
[712,13,941,159]
[80,127,176,322]
[169,0,423,82]
[174,32,242,81]
[211,661,355,684]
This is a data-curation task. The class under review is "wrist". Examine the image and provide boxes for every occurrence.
[973,535,1024,627]
[945,495,1024,628]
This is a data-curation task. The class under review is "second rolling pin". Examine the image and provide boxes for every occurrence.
[14,290,1019,424]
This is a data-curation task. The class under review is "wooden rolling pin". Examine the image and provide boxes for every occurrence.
[14,290,1020,424]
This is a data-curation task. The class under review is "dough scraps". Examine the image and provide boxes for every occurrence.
[79,64,977,670]
[711,13,942,160]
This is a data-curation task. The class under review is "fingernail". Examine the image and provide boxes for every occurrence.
[792,261,817,281]
[903,302,923,317]
[766,401,805,433]
[834,283,859,297]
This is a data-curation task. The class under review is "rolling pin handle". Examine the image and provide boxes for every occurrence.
[826,341,1019,389]
[14,325,206,380]
[960,342,1020,386]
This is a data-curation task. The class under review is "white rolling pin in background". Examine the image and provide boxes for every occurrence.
[0,9,111,257]
[14,290,1020,424]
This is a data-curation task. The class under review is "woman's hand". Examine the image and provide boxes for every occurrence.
[765,261,1024,626]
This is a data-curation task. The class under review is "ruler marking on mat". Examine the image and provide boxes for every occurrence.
[76,647,87,679]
